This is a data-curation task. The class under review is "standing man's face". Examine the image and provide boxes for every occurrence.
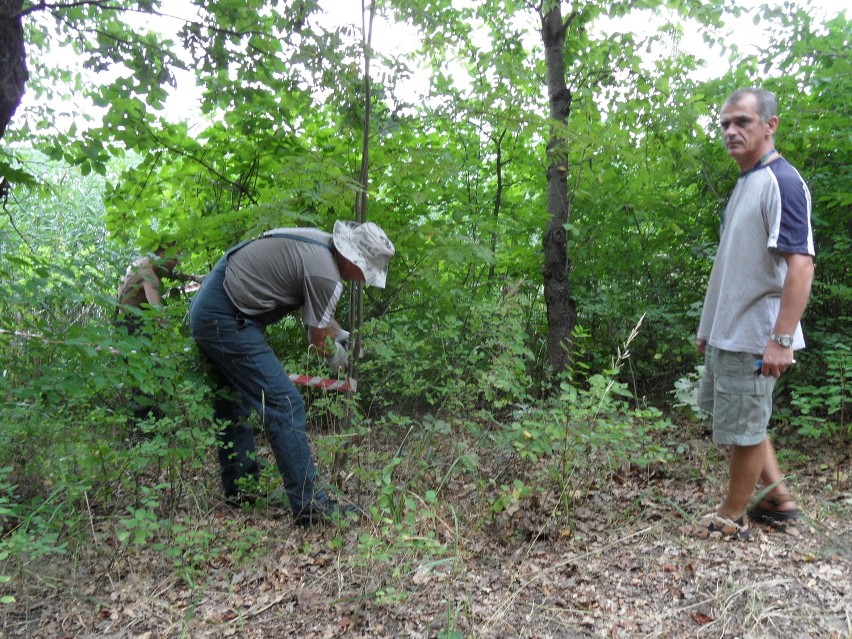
[719,93,778,170]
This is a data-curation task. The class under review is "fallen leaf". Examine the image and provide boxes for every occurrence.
[690,611,713,625]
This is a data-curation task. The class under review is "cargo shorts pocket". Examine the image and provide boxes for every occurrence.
[712,374,774,444]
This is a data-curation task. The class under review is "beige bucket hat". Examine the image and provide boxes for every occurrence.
[332,221,395,288]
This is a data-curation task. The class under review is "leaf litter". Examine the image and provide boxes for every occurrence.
[0,420,849,638]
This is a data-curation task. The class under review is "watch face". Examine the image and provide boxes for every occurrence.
[774,334,793,348]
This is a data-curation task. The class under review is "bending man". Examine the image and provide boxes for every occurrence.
[189,221,395,525]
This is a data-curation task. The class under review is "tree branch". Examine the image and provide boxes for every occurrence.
[19,0,125,18]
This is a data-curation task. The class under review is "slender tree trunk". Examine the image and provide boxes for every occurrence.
[336,0,375,481]
[349,0,376,380]
[540,3,576,374]
[488,128,507,282]
[0,0,28,141]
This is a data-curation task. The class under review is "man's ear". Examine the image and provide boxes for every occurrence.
[766,115,779,135]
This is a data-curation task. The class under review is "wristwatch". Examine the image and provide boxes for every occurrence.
[770,332,794,348]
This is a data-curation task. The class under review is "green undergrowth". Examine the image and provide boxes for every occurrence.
[0,309,679,607]
[1,258,847,615]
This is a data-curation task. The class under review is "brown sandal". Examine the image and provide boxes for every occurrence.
[748,494,800,524]
[694,512,751,541]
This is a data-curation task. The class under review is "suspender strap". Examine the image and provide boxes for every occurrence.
[225,232,334,263]
[263,232,334,253]
[224,238,255,260]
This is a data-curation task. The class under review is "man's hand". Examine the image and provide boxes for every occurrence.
[308,323,353,373]
[759,341,796,378]
[335,329,350,350]
[326,341,349,374]
[308,323,343,354]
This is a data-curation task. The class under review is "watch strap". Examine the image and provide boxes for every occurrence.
[770,332,794,348]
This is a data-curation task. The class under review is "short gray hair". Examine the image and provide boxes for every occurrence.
[724,87,777,123]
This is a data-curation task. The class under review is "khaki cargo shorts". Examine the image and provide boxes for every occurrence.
[697,346,777,446]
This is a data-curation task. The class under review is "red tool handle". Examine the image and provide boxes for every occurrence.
[288,374,357,393]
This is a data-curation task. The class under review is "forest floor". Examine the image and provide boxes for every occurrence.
[1,418,850,639]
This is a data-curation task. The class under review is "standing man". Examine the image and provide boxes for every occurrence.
[694,87,815,540]
[189,221,395,525]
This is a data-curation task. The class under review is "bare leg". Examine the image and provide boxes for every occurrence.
[717,440,766,521]
[756,437,798,513]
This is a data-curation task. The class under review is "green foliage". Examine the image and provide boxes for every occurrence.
[10,0,844,421]
[490,317,676,517]
[0,4,849,625]
[114,497,266,585]
[778,343,848,438]
[119,495,162,547]
[0,165,224,580]
[671,364,709,421]
[359,282,546,416]
[324,419,460,599]
[0,573,12,604]
[491,479,532,515]
[0,466,68,566]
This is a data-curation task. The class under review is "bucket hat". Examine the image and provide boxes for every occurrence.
[332,221,395,288]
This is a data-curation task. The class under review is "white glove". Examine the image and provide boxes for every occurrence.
[326,341,349,374]
[335,329,350,350]
[335,328,364,358]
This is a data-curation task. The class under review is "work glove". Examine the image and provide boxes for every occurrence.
[335,328,365,358]
[326,341,349,374]
[335,329,350,350]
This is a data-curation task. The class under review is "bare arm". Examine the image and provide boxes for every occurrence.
[138,261,165,307]
[761,252,814,377]
[118,256,165,308]
[169,270,206,284]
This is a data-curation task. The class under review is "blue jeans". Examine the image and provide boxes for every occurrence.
[189,252,327,510]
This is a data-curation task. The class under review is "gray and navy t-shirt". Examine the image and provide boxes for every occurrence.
[697,157,815,354]
[223,228,342,329]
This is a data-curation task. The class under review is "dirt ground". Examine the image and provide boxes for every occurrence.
[1,422,850,639]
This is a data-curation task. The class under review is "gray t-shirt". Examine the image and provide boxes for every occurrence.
[223,228,342,328]
[697,158,815,354]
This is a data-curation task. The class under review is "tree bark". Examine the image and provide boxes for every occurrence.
[540,3,576,374]
[0,0,28,141]
[488,128,507,282]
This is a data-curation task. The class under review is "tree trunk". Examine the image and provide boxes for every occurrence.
[488,128,507,282]
[0,0,28,141]
[336,0,375,482]
[540,3,576,374]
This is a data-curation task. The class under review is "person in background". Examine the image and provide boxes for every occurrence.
[116,243,202,428]
[694,87,815,540]
[188,221,395,526]
[117,243,200,332]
